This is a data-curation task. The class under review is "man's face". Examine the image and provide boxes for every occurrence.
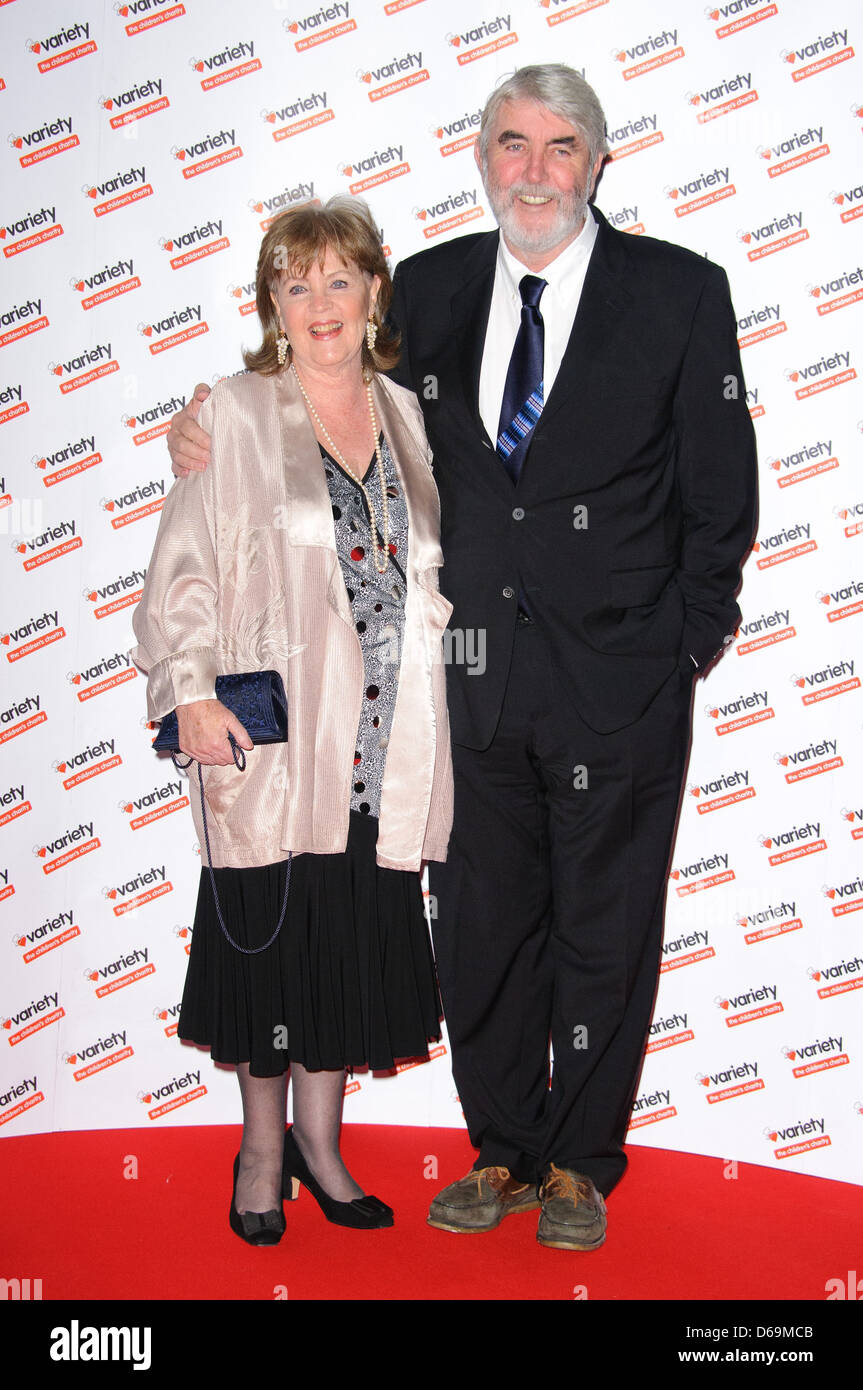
[477,97,604,267]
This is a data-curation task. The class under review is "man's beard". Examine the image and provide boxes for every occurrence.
[484,175,590,257]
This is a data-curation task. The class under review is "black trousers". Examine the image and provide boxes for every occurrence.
[429,621,694,1197]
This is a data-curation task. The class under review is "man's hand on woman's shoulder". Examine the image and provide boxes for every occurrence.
[168,382,213,477]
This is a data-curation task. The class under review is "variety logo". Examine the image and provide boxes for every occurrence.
[816,574,863,621]
[13,909,80,965]
[604,203,644,234]
[227,281,256,314]
[807,263,863,317]
[715,982,782,1026]
[706,1,778,42]
[613,27,683,80]
[189,39,260,90]
[0,1074,44,1125]
[629,1086,676,1127]
[262,90,333,142]
[67,649,136,702]
[670,854,732,896]
[47,342,118,394]
[822,875,863,920]
[71,258,139,312]
[13,519,82,571]
[64,1029,133,1081]
[101,479,165,529]
[358,49,428,101]
[9,116,79,168]
[764,1114,829,1159]
[414,188,482,239]
[114,1,188,40]
[339,144,408,195]
[0,297,49,350]
[85,949,154,999]
[2,991,64,1048]
[687,70,757,123]
[0,205,63,259]
[118,778,189,831]
[3,610,64,663]
[687,767,754,813]
[172,128,242,180]
[696,1058,763,1103]
[737,300,786,348]
[33,820,100,875]
[791,659,859,705]
[160,219,228,270]
[736,606,795,655]
[760,819,826,867]
[138,304,207,354]
[83,567,147,620]
[122,393,186,446]
[753,522,816,570]
[840,805,863,842]
[646,1011,693,1053]
[704,687,774,735]
[737,208,808,260]
[284,4,356,53]
[82,164,154,218]
[54,737,121,790]
[781,28,853,82]
[831,183,863,225]
[446,15,517,66]
[809,954,863,1002]
[0,784,30,832]
[735,897,801,945]
[249,183,317,228]
[767,436,837,488]
[0,693,46,746]
[606,112,662,162]
[665,165,734,217]
[430,105,481,158]
[102,864,171,916]
[138,1067,206,1118]
[99,77,169,127]
[660,928,716,971]
[835,499,863,538]
[153,1003,182,1035]
[26,21,96,73]
[757,124,828,178]
[783,1034,848,1079]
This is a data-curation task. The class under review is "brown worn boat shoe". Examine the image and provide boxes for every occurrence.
[536,1165,607,1250]
[427,1166,541,1232]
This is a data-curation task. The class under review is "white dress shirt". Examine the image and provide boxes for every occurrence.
[479,206,598,448]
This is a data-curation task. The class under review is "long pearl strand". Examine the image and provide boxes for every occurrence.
[291,364,390,575]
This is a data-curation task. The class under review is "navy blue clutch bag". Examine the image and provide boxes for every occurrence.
[151,670,291,955]
[151,670,288,755]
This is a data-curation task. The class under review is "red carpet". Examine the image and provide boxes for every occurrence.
[3,1124,862,1303]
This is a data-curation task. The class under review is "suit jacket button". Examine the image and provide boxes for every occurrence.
[502,586,515,599]
[512,507,525,521]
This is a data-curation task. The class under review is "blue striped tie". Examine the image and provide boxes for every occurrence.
[496,274,547,485]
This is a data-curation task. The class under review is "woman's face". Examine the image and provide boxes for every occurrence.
[270,246,379,380]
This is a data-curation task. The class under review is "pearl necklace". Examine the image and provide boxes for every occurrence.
[292,364,390,575]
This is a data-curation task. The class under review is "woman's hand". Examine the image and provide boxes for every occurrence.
[175,699,253,766]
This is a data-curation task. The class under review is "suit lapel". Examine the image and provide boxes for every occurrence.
[449,233,498,443]
[536,210,634,432]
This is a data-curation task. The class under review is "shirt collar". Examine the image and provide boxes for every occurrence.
[496,205,598,299]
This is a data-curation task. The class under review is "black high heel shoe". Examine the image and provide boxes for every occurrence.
[281,1127,393,1229]
[229,1153,286,1245]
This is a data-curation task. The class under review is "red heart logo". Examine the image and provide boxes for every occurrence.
[103,99,113,110]
[690,95,701,106]
[142,1093,152,1103]
[126,417,136,427]
[834,193,845,204]
[142,325,153,336]
[288,22,298,32]
[779,756,788,765]
[742,233,752,243]
[614,50,625,62]
[845,812,854,822]
[794,678,804,687]
[0,635,8,644]
[789,371,799,381]
[451,36,461,47]
[435,127,443,138]
[57,762,67,772]
[266,112,276,123]
[670,869,680,880]
[2,1020,11,1030]
[785,52,796,63]
[820,594,831,605]
[175,150,185,160]
[811,971,821,981]
[417,209,427,220]
[708,707,719,718]
[29,42,40,53]
[195,61,204,72]
[786,1050,796,1060]
[119,4,129,14]
[690,787,700,796]
[71,673,81,684]
[710,8,719,17]
[177,927,189,937]
[342,166,352,177]
[762,837,773,847]
[826,888,836,898]
[53,365,63,376]
[87,591,97,602]
[361,72,371,84]
[75,280,84,291]
[87,187,97,198]
[123,803,133,813]
[164,240,174,251]
[0,229,6,239]
[16,936,25,947]
[107,887,117,898]
[231,288,242,298]
[252,201,263,212]
[16,543,26,553]
[700,1076,710,1086]
[719,999,729,1010]
[13,138,23,149]
[811,287,821,297]
[769,1131,778,1142]
[157,1010,168,1020]
[737,916,747,926]
[37,847,47,857]
[752,541,761,551]
[105,500,115,511]
[68,1054,77,1063]
[770,460,781,470]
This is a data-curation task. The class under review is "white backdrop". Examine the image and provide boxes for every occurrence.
[1,0,861,1187]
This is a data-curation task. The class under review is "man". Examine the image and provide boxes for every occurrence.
[167,64,757,1251]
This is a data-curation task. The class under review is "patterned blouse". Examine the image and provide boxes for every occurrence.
[321,437,408,819]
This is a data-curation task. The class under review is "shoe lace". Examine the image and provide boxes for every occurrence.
[478,1165,512,1194]
[543,1164,592,1204]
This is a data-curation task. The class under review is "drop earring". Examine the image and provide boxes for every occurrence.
[365,317,377,352]
[277,330,289,367]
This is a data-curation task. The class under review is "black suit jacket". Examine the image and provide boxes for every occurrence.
[389,209,757,746]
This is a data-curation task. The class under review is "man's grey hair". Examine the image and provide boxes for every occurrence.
[478,64,609,171]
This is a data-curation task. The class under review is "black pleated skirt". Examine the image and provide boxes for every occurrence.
[177,812,442,1075]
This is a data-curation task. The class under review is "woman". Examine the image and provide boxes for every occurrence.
[132,196,453,1244]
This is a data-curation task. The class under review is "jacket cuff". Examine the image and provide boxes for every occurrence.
[138,646,219,721]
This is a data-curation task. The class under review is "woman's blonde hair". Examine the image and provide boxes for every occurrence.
[243,195,399,376]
